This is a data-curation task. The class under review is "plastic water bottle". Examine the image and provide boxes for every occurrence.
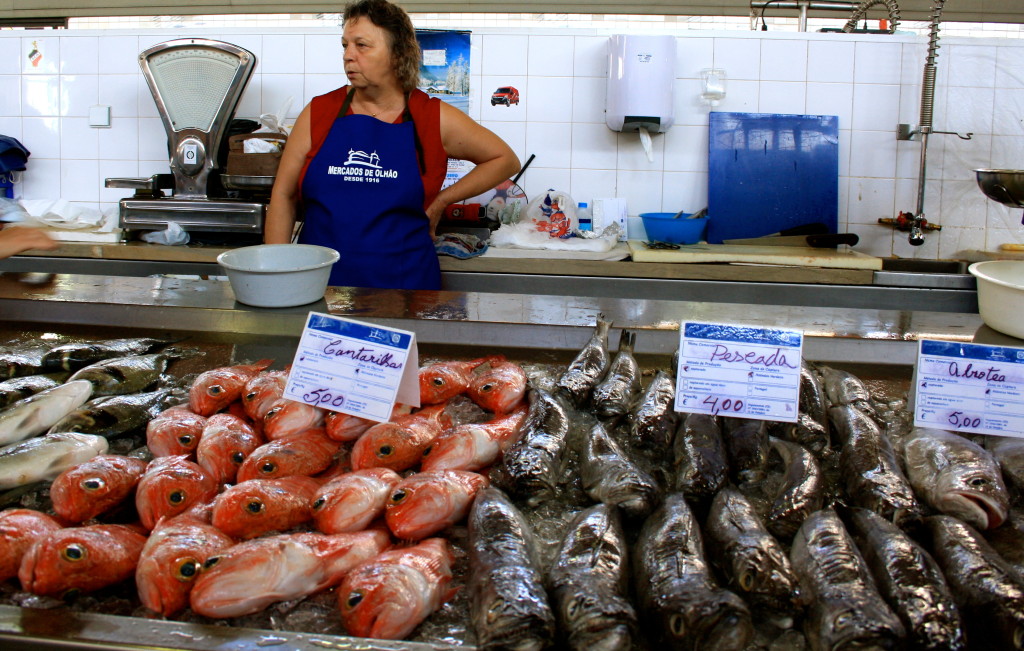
[577,202,593,231]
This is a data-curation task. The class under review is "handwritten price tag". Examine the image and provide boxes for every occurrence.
[914,339,1024,437]
[283,313,420,423]
[675,322,803,423]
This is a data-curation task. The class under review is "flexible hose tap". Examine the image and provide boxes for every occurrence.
[842,0,901,34]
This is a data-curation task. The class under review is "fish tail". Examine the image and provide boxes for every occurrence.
[618,329,636,354]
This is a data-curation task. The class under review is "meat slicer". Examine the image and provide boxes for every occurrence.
[106,38,268,239]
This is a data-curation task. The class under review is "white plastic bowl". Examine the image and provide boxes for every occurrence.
[968,260,1024,339]
[217,244,340,308]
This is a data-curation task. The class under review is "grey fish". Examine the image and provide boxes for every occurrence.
[0,341,50,379]
[0,373,65,409]
[819,365,875,414]
[556,319,611,407]
[467,487,555,651]
[926,514,1024,650]
[767,437,824,541]
[672,413,728,508]
[47,387,186,438]
[633,492,753,651]
[790,508,906,651]
[580,420,660,520]
[705,486,803,620]
[41,337,178,372]
[0,380,94,446]
[0,431,109,490]
[497,388,570,504]
[722,417,770,483]
[627,369,678,451]
[847,507,966,650]
[799,360,829,427]
[590,329,640,419]
[904,427,1009,531]
[784,412,831,458]
[67,349,192,396]
[985,435,1024,497]
[549,504,636,651]
[986,509,1024,580]
[830,403,922,527]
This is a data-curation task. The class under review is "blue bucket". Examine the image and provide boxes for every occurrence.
[639,212,709,244]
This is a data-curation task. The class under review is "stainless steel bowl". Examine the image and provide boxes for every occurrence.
[975,169,1024,208]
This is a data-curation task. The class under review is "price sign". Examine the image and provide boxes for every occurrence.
[914,339,1024,437]
[675,322,802,422]
[283,313,420,423]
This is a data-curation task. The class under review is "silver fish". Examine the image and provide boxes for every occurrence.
[0,341,50,379]
[0,431,109,490]
[0,380,94,446]
[926,514,1024,650]
[67,350,191,396]
[784,412,831,458]
[986,435,1024,497]
[41,337,178,373]
[799,360,829,427]
[790,508,905,651]
[47,387,186,439]
[556,319,611,407]
[722,417,769,483]
[672,413,728,508]
[634,492,753,651]
[847,507,966,650]
[904,427,1009,530]
[831,403,922,527]
[627,369,678,451]
[986,509,1024,581]
[767,437,824,541]
[467,487,555,651]
[0,374,64,409]
[549,504,636,651]
[590,329,640,419]
[705,486,803,620]
[497,388,570,504]
[580,420,660,520]
[819,365,875,414]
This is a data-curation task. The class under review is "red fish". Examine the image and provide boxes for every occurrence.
[385,470,489,540]
[236,429,341,483]
[420,403,529,472]
[189,359,273,417]
[242,369,289,421]
[211,476,321,540]
[0,509,65,581]
[191,530,391,618]
[338,537,455,640]
[135,455,220,531]
[135,509,234,617]
[50,454,149,523]
[19,523,147,597]
[418,357,499,405]
[312,468,403,534]
[263,398,326,440]
[146,405,207,458]
[467,359,528,414]
[325,403,413,443]
[196,413,264,485]
[350,405,453,472]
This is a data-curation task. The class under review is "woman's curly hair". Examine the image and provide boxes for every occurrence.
[343,0,421,94]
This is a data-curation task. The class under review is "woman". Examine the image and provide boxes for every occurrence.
[265,0,519,290]
[0,225,56,260]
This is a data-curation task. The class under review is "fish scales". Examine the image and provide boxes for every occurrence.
[580,420,660,520]
[47,387,185,438]
[0,431,108,490]
[722,417,770,483]
[767,437,825,541]
[672,413,729,509]
[627,369,678,451]
[0,374,64,409]
[42,337,178,373]
[68,351,189,396]
[557,319,612,407]
[497,388,570,503]
[590,329,640,419]
[0,379,94,446]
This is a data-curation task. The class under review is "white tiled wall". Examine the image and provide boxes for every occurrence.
[1,27,1023,260]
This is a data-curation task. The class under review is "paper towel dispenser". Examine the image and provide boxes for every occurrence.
[606,34,676,134]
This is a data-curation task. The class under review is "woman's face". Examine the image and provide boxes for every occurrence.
[342,16,397,90]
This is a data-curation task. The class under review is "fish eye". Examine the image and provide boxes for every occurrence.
[246,500,264,514]
[390,489,407,503]
[969,477,988,487]
[312,497,326,510]
[431,377,444,387]
[178,434,194,447]
[61,543,86,562]
[739,571,754,591]
[566,597,581,619]
[486,601,503,623]
[178,559,200,580]
[266,407,281,419]
[378,445,393,458]
[168,490,186,505]
[668,614,686,638]
[834,610,853,629]
[208,385,224,396]
[346,591,363,608]
[260,462,277,474]
[244,391,257,402]
[204,556,220,569]
[480,383,494,393]
[231,452,245,464]
[82,478,105,491]
[422,446,432,457]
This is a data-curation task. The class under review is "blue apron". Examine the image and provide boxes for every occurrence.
[299,93,441,290]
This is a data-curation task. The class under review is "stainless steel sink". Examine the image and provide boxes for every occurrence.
[874,258,974,294]
[880,258,968,274]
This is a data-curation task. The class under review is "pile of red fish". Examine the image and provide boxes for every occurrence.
[0,355,529,640]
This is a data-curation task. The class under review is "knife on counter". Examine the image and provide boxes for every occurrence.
[723,232,860,248]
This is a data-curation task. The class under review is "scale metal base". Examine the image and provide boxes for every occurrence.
[118,198,265,233]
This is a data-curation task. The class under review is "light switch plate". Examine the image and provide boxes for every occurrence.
[88,105,111,128]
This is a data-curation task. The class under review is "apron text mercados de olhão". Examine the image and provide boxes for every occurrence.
[299,92,441,290]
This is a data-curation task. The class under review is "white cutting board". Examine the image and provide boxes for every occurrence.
[628,241,883,270]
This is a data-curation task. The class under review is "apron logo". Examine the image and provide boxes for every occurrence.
[327,148,399,182]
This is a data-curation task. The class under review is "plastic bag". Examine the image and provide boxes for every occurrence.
[524,189,577,239]
[140,221,190,246]
[0,197,29,223]
[490,221,621,252]
[255,97,294,135]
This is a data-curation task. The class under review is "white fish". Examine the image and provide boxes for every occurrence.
[0,431,108,490]
[0,380,93,446]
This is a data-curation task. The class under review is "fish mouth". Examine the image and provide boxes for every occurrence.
[946,491,1007,529]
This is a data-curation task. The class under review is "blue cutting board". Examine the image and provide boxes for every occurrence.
[707,112,839,244]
